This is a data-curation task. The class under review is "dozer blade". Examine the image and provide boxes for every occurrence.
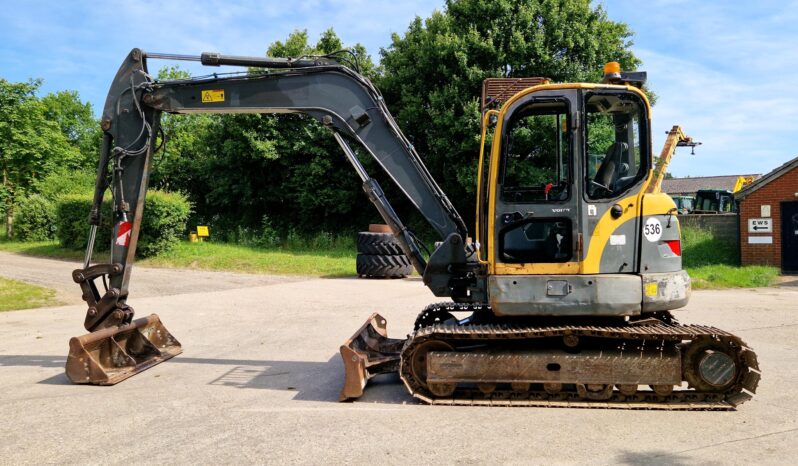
[65,314,182,385]
[339,313,406,401]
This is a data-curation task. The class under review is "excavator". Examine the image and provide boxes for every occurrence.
[66,49,759,409]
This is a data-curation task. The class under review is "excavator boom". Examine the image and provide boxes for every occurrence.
[68,49,476,385]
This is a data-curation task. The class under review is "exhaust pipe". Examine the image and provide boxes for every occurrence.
[65,314,181,385]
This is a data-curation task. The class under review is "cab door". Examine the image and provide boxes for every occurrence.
[581,90,650,273]
[489,90,581,275]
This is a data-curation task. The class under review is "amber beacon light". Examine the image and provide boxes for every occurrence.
[603,61,622,80]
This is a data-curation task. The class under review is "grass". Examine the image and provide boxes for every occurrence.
[0,225,357,277]
[139,240,357,277]
[681,226,779,289]
[686,264,779,290]
[0,277,59,312]
[0,236,83,260]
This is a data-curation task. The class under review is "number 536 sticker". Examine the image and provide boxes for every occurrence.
[644,217,662,242]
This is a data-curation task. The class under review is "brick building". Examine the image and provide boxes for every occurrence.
[735,156,798,273]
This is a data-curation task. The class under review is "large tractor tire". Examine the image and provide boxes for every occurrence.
[356,254,413,278]
[356,232,404,255]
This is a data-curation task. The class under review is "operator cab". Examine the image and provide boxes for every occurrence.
[478,81,649,271]
[472,64,679,316]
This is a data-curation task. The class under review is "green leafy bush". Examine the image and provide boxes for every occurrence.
[12,170,95,242]
[56,190,190,258]
[15,194,57,241]
[34,169,94,199]
[137,191,192,257]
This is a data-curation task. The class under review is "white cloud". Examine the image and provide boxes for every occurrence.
[642,47,798,177]
[601,0,798,176]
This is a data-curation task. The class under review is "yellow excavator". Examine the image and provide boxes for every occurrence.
[66,50,758,409]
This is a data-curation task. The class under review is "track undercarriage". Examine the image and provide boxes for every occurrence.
[341,303,759,409]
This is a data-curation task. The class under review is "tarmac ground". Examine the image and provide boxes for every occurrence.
[1,252,797,464]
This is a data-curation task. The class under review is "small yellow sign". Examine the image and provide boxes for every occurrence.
[201,89,225,103]
[197,226,210,237]
[644,282,658,298]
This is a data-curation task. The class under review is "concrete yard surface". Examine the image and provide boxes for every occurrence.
[1,268,797,464]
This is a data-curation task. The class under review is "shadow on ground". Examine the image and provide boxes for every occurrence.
[615,449,706,466]
[0,353,411,405]
[778,277,798,287]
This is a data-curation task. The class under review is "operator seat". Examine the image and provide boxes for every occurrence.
[594,141,628,192]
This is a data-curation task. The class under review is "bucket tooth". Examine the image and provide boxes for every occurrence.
[65,314,182,385]
[339,313,405,401]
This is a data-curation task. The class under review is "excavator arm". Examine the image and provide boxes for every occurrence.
[79,49,473,329]
[66,49,476,386]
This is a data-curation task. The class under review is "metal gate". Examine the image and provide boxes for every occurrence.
[781,201,798,273]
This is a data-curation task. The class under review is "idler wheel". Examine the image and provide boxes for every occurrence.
[684,337,739,392]
[409,340,455,391]
[699,351,737,387]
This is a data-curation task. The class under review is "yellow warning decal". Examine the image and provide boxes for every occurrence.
[201,89,225,103]
[196,225,210,237]
[644,282,658,298]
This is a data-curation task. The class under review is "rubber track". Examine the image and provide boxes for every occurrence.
[400,305,760,410]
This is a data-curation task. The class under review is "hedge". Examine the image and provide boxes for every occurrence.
[15,194,58,241]
[56,190,190,258]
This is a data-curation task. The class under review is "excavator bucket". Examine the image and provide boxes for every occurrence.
[65,314,181,385]
[339,313,406,401]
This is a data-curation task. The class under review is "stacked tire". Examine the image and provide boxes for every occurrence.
[356,227,413,278]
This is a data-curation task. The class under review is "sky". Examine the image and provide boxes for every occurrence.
[1,0,796,178]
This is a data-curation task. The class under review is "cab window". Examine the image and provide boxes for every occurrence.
[500,101,570,203]
[585,93,647,200]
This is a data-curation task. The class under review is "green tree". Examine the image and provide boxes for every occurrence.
[150,30,379,238]
[378,0,641,229]
[0,79,80,237]
[268,28,376,77]
[41,90,98,166]
[148,66,215,193]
